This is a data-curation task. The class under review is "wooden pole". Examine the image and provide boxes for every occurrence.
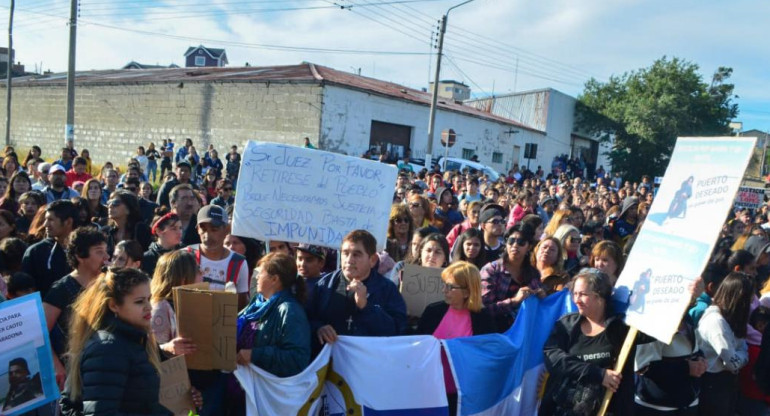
[597,326,638,416]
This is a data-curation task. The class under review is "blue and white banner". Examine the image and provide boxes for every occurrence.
[232,141,397,250]
[234,344,331,416]
[0,294,60,416]
[444,290,575,416]
[235,336,447,416]
[617,137,756,343]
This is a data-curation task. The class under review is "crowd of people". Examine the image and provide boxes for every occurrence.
[1,138,770,416]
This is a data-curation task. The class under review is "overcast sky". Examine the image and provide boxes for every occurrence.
[7,0,769,132]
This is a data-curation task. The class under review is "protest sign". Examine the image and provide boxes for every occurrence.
[159,356,195,416]
[173,283,238,371]
[399,264,445,317]
[735,186,764,209]
[232,141,398,250]
[0,294,59,416]
[616,137,756,344]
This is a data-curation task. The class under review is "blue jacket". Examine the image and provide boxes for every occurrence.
[249,295,311,378]
[688,293,711,326]
[310,269,407,342]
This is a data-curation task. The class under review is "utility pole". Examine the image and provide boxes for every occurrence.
[64,0,77,146]
[5,0,14,146]
[425,0,475,171]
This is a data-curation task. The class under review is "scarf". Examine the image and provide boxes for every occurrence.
[237,290,287,338]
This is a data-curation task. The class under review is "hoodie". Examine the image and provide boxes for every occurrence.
[141,242,179,276]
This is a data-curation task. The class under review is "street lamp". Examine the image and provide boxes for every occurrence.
[425,0,476,170]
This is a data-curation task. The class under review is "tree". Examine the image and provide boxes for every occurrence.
[575,57,739,180]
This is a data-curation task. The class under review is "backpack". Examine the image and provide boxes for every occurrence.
[185,244,246,285]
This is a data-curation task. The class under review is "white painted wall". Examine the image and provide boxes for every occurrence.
[319,85,545,174]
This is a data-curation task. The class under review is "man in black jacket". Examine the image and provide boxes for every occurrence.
[20,200,78,296]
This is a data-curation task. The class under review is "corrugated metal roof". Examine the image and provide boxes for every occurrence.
[465,89,550,132]
[4,62,544,134]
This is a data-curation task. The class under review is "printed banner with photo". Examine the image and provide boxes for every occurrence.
[0,294,60,416]
[617,137,756,343]
[232,141,398,250]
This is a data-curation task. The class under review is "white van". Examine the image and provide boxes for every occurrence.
[436,157,501,182]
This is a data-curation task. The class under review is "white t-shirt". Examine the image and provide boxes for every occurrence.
[199,250,249,294]
[135,155,149,175]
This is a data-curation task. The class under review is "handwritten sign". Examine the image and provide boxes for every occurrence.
[173,283,238,371]
[616,137,755,343]
[159,356,195,416]
[735,186,764,209]
[232,142,398,250]
[399,264,445,318]
[0,294,59,415]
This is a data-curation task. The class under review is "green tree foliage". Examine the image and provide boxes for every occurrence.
[575,57,739,180]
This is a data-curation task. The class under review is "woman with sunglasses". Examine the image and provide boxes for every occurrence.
[406,194,437,233]
[385,204,413,263]
[416,261,495,415]
[480,222,545,332]
[553,224,586,277]
[210,179,235,209]
[103,190,152,254]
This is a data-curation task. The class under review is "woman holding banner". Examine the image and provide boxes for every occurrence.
[480,223,544,332]
[540,269,652,416]
[696,272,752,416]
[416,261,495,415]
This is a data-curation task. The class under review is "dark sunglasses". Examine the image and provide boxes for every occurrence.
[409,202,422,209]
[125,187,137,192]
[507,237,529,246]
[486,219,505,225]
[222,187,234,191]
[107,199,122,207]
[393,217,410,224]
[568,236,582,243]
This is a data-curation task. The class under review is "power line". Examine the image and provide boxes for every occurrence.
[443,54,488,97]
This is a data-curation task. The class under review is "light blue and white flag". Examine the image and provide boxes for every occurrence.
[444,289,575,416]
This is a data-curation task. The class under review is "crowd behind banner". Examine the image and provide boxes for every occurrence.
[0,138,769,416]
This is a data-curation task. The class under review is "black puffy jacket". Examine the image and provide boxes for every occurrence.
[141,242,178,276]
[61,316,170,416]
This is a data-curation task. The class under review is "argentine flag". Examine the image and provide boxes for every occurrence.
[444,289,575,416]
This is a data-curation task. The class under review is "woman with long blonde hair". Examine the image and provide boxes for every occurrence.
[61,268,168,415]
[150,250,201,355]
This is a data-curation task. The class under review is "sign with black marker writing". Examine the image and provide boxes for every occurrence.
[400,264,445,318]
[232,142,397,250]
[173,283,238,371]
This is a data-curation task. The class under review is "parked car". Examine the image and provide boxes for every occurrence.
[436,157,501,182]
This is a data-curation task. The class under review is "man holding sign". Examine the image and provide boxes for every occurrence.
[309,230,407,353]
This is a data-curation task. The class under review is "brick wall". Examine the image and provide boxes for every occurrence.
[0,81,323,166]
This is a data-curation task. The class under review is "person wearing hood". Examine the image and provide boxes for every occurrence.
[433,187,463,234]
[479,204,506,261]
[537,195,556,225]
[609,196,639,249]
[141,210,183,276]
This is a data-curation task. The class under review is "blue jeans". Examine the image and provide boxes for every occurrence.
[147,160,158,182]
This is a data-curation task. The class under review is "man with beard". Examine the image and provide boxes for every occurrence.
[2,358,43,411]
[42,165,78,204]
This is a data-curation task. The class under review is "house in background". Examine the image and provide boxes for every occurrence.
[184,45,228,68]
[0,47,26,77]
[429,80,471,102]
[123,61,180,70]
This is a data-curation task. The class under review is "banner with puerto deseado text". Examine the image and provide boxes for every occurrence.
[0,293,60,416]
[232,141,397,250]
[616,137,756,343]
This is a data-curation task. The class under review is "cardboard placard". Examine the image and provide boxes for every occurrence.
[159,355,195,416]
[399,264,445,317]
[173,283,238,371]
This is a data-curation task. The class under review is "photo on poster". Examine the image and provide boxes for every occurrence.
[0,343,45,415]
